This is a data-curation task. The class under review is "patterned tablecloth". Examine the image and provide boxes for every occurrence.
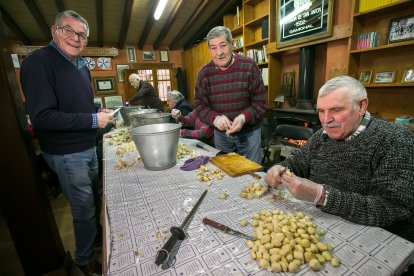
[103,136,414,276]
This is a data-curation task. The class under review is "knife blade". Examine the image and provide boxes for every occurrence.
[196,143,209,151]
[202,217,256,241]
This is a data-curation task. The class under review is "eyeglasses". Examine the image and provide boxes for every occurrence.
[56,25,88,42]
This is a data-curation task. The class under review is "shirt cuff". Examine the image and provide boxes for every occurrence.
[92,113,98,128]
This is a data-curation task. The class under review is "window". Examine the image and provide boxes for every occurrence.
[134,64,173,101]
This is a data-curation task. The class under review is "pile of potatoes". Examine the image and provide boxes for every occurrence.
[196,165,225,186]
[106,128,133,146]
[116,141,137,157]
[245,209,340,273]
[177,143,198,159]
[240,182,268,199]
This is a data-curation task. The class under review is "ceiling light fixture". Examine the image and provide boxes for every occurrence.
[154,0,168,20]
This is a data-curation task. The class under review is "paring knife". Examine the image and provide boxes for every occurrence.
[202,217,256,241]
[110,107,121,116]
[196,143,209,151]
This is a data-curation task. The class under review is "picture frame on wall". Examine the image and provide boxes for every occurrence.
[143,51,155,61]
[126,46,137,62]
[160,50,169,62]
[402,67,414,83]
[388,15,414,44]
[373,71,396,84]
[104,95,123,109]
[276,0,334,48]
[358,70,372,84]
[92,76,117,95]
[116,64,129,82]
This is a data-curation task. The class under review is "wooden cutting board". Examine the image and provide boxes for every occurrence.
[209,153,262,177]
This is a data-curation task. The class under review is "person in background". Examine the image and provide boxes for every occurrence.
[166,90,193,117]
[171,109,214,146]
[194,26,268,164]
[21,10,113,276]
[127,73,164,111]
[265,76,414,243]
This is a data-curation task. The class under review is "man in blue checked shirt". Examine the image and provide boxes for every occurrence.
[21,10,112,276]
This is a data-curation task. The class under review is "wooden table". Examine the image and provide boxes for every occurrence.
[103,133,414,275]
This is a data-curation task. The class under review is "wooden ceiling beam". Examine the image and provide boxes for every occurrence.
[96,0,104,47]
[117,0,134,49]
[169,0,208,50]
[0,4,31,45]
[54,0,66,12]
[183,0,237,49]
[153,0,186,50]
[24,0,51,40]
[137,0,157,50]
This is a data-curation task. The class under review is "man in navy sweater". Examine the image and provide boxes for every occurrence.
[21,10,113,275]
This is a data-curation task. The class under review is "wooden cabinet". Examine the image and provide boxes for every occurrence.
[223,0,274,103]
[349,0,414,120]
[221,0,413,120]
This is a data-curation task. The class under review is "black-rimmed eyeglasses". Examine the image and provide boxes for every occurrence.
[56,25,88,42]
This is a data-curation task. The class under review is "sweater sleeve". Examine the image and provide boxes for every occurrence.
[320,128,414,229]
[21,53,93,131]
[194,65,220,126]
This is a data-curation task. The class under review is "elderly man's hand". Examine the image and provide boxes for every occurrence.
[264,165,286,188]
[226,114,245,135]
[281,174,324,204]
[171,109,181,119]
[213,115,232,131]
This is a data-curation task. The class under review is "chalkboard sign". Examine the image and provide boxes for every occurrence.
[277,0,334,48]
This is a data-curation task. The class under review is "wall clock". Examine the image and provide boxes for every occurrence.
[97,57,111,70]
[84,57,96,70]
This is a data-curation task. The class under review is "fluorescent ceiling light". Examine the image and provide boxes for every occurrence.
[154,0,168,20]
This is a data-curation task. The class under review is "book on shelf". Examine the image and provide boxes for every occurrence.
[359,0,393,12]
[236,6,240,26]
[262,19,269,39]
[356,32,381,49]
[261,68,268,86]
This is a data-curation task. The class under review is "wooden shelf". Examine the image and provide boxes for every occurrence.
[364,83,414,88]
[244,0,265,6]
[231,26,243,36]
[350,40,414,54]
[245,38,268,48]
[244,14,268,28]
[354,0,414,18]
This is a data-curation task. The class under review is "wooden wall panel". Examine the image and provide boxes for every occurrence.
[182,40,211,104]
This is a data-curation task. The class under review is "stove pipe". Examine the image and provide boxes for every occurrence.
[296,46,315,110]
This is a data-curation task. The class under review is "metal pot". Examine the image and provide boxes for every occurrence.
[130,123,181,170]
[131,112,171,128]
[120,106,144,126]
[126,108,158,126]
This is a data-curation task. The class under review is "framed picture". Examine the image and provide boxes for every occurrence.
[116,64,129,82]
[373,71,396,84]
[276,0,334,48]
[359,70,372,84]
[126,46,137,62]
[388,15,414,44]
[143,51,155,61]
[92,76,117,95]
[94,97,103,109]
[104,95,123,109]
[402,67,414,83]
[160,50,169,62]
